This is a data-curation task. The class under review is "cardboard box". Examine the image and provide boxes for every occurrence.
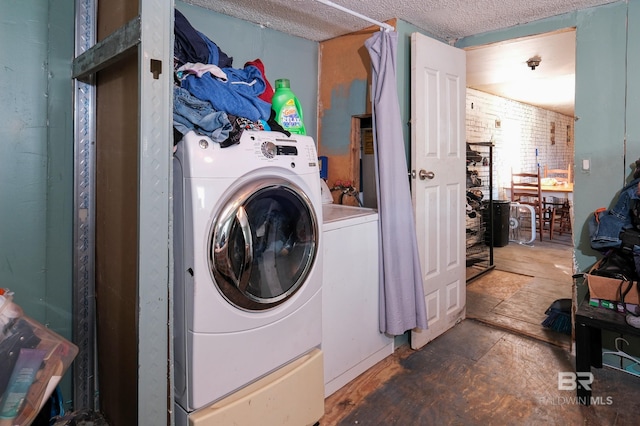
[586,274,640,305]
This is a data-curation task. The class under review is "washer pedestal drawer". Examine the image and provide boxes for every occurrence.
[182,349,324,426]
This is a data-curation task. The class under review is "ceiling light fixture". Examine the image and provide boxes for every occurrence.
[527,56,541,70]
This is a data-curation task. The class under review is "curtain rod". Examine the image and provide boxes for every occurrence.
[312,0,395,32]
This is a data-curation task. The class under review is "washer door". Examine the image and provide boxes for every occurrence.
[210,177,318,310]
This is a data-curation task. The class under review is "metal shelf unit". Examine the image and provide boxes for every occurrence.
[466,142,495,282]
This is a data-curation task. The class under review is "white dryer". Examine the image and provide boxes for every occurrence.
[173,130,323,416]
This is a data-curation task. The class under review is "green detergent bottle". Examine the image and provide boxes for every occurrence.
[272,79,306,135]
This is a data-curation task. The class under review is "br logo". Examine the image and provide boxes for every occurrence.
[558,372,594,391]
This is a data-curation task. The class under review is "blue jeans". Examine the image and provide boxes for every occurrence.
[173,86,232,143]
[589,178,640,250]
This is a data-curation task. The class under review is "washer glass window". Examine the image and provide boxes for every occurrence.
[210,179,318,310]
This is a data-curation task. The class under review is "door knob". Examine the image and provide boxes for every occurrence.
[419,170,435,180]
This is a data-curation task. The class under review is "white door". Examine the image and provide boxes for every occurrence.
[410,32,466,349]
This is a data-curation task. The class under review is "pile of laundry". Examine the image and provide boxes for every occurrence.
[173,9,289,147]
[588,158,640,328]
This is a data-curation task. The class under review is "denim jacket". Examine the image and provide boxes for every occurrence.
[589,177,640,250]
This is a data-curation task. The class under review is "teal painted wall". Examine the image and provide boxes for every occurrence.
[1,1,48,319]
[457,1,636,275]
[0,0,74,406]
[47,0,75,340]
[322,80,368,157]
[0,0,74,335]
[176,1,318,139]
[628,2,640,162]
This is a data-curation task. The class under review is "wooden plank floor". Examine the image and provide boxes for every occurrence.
[492,233,574,282]
[321,320,640,425]
[321,234,640,424]
[466,233,574,349]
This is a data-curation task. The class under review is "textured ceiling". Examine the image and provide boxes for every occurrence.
[184,0,617,116]
[466,29,576,116]
[184,0,616,42]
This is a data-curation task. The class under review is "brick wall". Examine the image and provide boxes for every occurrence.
[466,88,574,200]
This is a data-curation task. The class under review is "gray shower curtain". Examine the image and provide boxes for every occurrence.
[365,31,428,335]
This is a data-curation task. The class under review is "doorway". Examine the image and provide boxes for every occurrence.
[463,29,576,347]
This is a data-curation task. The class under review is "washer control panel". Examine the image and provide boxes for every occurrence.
[260,140,298,158]
[238,131,318,169]
[181,130,318,177]
[261,141,277,158]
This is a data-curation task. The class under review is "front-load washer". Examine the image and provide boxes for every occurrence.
[173,130,324,416]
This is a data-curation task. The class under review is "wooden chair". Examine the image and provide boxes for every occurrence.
[544,164,571,184]
[550,199,572,239]
[511,169,549,240]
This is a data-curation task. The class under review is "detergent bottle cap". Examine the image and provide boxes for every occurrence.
[275,79,290,89]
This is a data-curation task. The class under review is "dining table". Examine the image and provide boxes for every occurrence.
[541,182,574,204]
